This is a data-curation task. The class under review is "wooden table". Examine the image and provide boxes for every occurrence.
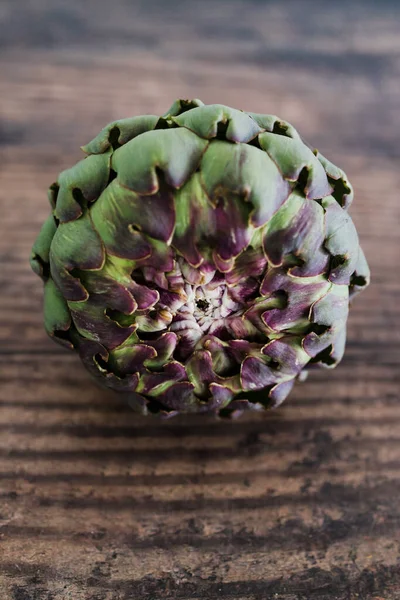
[1,1,399,598]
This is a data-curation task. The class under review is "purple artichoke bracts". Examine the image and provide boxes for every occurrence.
[31,99,370,417]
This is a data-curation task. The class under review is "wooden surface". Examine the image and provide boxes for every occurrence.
[1,1,400,598]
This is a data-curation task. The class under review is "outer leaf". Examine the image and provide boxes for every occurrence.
[258,132,333,199]
[49,211,105,301]
[350,247,371,298]
[263,191,329,277]
[30,214,57,279]
[90,180,153,261]
[112,128,209,194]
[246,113,301,140]
[173,104,263,142]
[43,278,72,348]
[259,269,331,333]
[55,153,111,222]
[163,98,205,118]
[77,338,140,391]
[200,140,292,227]
[82,115,159,154]
[323,196,359,285]
[315,151,354,209]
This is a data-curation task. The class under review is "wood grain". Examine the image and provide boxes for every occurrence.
[1,1,399,598]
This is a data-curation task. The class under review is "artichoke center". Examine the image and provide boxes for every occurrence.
[136,257,259,359]
[195,298,210,311]
[191,281,239,330]
[167,271,244,359]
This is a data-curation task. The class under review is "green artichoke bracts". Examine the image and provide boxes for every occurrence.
[31,99,370,417]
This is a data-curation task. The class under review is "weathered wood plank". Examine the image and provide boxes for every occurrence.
[1,0,399,598]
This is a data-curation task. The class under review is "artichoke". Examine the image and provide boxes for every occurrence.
[31,99,370,417]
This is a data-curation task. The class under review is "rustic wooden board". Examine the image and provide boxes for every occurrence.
[0,1,399,598]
